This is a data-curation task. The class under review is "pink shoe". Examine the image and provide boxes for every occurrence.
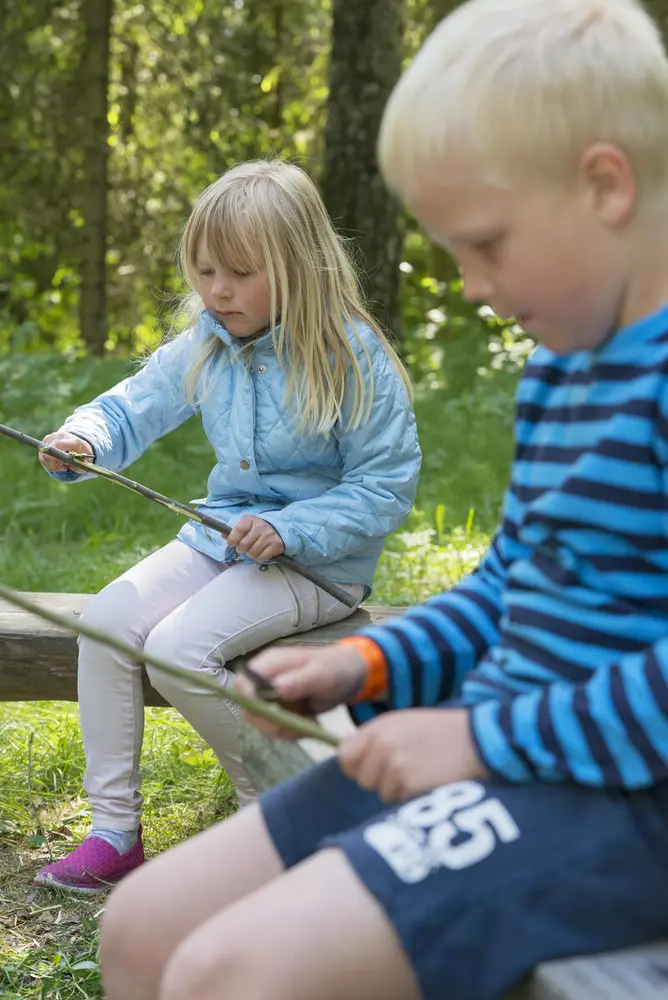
[34,829,145,895]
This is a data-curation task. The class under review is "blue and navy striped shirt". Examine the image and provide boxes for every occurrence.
[353,305,668,790]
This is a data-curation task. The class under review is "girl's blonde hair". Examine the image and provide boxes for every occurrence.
[378,0,668,207]
[178,159,411,435]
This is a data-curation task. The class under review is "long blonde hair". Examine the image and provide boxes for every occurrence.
[178,159,411,435]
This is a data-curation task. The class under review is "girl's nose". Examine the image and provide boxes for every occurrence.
[212,275,232,298]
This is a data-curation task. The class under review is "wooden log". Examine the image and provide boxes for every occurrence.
[0,593,401,706]
[0,591,398,793]
[527,942,668,999]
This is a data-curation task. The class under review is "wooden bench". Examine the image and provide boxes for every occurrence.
[0,593,402,787]
[2,593,667,999]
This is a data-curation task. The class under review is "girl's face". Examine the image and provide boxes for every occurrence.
[196,239,273,338]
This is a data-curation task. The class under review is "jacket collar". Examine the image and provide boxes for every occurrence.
[201,310,278,355]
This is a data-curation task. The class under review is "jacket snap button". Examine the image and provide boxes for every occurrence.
[240,459,250,470]
[257,364,266,373]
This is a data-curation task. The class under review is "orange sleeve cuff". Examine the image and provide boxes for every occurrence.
[338,635,389,703]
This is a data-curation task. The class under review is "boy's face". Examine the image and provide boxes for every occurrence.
[407,172,629,354]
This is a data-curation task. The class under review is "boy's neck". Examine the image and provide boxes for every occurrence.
[616,223,668,331]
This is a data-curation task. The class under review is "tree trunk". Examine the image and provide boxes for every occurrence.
[322,0,405,340]
[644,1,668,37]
[428,0,462,29]
[78,0,113,355]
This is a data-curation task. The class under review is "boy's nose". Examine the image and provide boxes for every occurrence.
[461,270,493,305]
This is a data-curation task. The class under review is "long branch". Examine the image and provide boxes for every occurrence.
[0,584,340,748]
[0,422,357,608]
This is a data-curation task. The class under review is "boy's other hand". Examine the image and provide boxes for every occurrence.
[339,708,489,803]
[237,643,367,739]
[39,431,94,473]
[227,515,286,562]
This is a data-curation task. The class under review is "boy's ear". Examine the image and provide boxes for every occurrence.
[579,142,637,227]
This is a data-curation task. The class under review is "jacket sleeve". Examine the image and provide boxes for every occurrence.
[46,329,202,483]
[348,529,507,723]
[261,347,422,564]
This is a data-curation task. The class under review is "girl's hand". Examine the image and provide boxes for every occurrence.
[227,515,285,562]
[338,708,489,803]
[39,431,94,473]
[237,643,367,739]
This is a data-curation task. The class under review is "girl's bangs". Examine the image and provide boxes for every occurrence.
[201,196,266,275]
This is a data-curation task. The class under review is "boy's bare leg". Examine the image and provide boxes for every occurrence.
[100,804,284,1000]
[159,847,420,1000]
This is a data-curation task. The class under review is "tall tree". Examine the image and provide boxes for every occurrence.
[322,0,405,339]
[77,0,113,354]
[645,1,668,35]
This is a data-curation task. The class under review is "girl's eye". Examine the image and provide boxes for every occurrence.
[232,270,251,279]
[199,269,215,277]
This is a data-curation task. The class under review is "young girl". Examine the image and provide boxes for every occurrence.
[35,159,421,894]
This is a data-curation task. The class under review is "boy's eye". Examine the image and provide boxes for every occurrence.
[473,235,504,259]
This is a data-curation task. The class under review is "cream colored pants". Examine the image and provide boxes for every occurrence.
[77,539,363,830]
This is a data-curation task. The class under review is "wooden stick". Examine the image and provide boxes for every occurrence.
[0,584,340,748]
[0,422,357,609]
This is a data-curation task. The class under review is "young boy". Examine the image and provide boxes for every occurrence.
[99,1,668,998]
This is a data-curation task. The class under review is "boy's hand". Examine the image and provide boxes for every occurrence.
[39,431,94,473]
[237,643,367,739]
[338,708,489,803]
[227,515,285,562]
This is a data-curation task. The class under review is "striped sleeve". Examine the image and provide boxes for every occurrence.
[470,372,668,789]
[471,636,668,788]
[348,529,506,724]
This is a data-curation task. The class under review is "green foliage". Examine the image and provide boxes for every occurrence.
[1,0,333,355]
[0,0,534,392]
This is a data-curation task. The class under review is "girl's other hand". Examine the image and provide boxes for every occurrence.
[227,515,285,562]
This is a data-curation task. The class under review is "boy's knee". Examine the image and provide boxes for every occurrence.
[99,875,147,981]
[159,932,276,1000]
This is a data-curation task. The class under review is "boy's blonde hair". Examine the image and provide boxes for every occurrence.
[378,0,668,207]
[178,160,410,435]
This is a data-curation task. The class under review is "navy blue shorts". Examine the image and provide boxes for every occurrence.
[260,758,668,1000]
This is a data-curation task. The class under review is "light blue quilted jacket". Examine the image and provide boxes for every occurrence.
[52,311,422,593]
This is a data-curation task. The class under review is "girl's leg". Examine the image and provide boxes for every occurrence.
[77,539,224,830]
[101,803,286,1000]
[35,540,228,890]
[143,561,363,803]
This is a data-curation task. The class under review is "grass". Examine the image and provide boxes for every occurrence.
[0,349,517,998]
[0,705,234,1000]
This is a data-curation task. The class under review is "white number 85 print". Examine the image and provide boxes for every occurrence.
[363,781,521,883]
